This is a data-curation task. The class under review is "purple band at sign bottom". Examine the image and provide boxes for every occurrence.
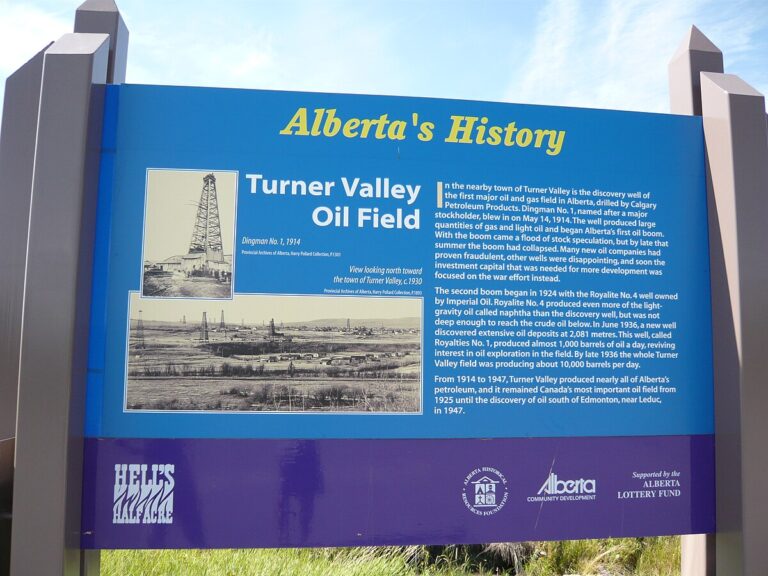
[81,435,714,549]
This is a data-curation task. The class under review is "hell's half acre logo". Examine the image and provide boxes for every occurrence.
[528,472,597,502]
[113,463,175,524]
[462,467,509,516]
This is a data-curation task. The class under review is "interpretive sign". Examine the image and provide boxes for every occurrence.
[81,85,714,548]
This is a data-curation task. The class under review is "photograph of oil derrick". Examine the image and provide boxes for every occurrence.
[126,292,422,414]
[141,169,236,299]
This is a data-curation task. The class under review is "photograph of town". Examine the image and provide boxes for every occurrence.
[141,169,236,299]
[125,293,422,413]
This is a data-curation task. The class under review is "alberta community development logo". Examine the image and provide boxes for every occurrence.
[528,472,597,503]
[462,467,509,516]
[113,464,175,524]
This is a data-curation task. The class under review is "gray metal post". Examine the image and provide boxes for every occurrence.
[669,25,724,116]
[71,5,127,573]
[672,26,768,576]
[0,45,49,576]
[0,45,50,443]
[2,3,128,573]
[669,26,723,576]
[700,72,768,576]
[9,33,109,576]
[74,0,129,84]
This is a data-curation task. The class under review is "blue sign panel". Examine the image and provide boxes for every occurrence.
[82,84,714,547]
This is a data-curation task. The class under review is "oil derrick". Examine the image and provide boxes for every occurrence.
[346,318,350,332]
[269,318,284,338]
[200,311,209,342]
[182,315,186,324]
[188,173,224,262]
[136,310,145,349]
[219,310,225,330]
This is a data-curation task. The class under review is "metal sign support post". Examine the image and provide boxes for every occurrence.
[0,2,127,574]
[0,47,49,442]
[701,70,768,576]
[671,27,768,576]
[74,0,129,85]
[8,31,110,576]
[670,28,722,576]
[0,43,49,576]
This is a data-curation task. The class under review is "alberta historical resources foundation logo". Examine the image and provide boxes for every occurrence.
[113,463,175,524]
[462,467,509,516]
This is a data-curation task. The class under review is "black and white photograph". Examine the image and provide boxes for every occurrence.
[141,169,236,299]
[125,292,422,413]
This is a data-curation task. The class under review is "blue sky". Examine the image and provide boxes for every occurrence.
[1,0,767,118]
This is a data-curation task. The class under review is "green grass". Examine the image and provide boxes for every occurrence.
[519,538,680,576]
[635,537,681,576]
[102,537,681,576]
[102,547,495,576]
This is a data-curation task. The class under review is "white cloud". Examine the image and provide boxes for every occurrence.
[123,2,404,97]
[125,16,279,90]
[0,3,69,76]
[1,0,765,120]
[271,3,403,95]
[507,0,767,113]
[0,2,70,117]
[513,0,582,104]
